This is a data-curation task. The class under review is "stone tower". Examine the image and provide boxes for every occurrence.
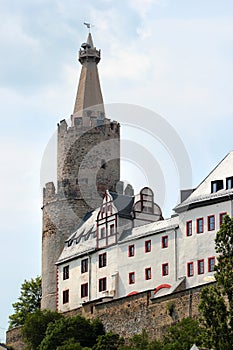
[41,32,120,310]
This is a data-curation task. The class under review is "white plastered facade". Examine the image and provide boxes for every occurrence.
[57,151,233,313]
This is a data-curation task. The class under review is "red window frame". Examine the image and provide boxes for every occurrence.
[162,235,168,248]
[219,212,227,226]
[81,258,88,273]
[186,221,192,236]
[196,218,204,233]
[128,244,135,257]
[100,226,106,238]
[208,256,215,272]
[63,289,69,304]
[162,263,169,276]
[81,283,88,298]
[208,215,215,231]
[99,253,107,268]
[197,259,204,274]
[145,240,151,253]
[109,223,115,235]
[187,262,194,277]
[63,265,69,280]
[145,267,152,280]
[99,277,107,292]
[129,272,135,284]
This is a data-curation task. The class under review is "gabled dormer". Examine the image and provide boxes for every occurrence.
[175,151,233,213]
[96,191,118,249]
[133,187,163,227]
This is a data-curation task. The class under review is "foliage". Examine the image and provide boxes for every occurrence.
[165,301,175,317]
[120,329,162,350]
[56,338,83,349]
[162,317,204,350]
[93,332,124,350]
[39,315,105,350]
[8,276,41,329]
[126,329,150,350]
[22,309,63,350]
[199,214,233,349]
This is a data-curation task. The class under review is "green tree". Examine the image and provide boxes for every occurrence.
[126,329,150,350]
[119,329,162,350]
[8,276,41,329]
[56,338,83,349]
[161,317,204,350]
[93,332,124,350]
[199,214,233,349]
[22,309,63,350]
[39,315,105,350]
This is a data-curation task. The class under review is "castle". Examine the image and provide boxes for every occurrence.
[41,32,233,315]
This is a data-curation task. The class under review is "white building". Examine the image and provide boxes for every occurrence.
[56,151,233,312]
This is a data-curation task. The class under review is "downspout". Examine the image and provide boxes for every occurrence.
[174,228,178,281]
[89,255,91,301]
[230,196,233,217]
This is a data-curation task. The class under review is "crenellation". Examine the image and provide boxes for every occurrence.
[43,181,56,205]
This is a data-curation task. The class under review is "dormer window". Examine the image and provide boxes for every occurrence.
[226,177,233,190]
[211,180,223,193]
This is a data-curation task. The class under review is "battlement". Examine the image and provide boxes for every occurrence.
[58,117,120,137]
[43,181,57,205]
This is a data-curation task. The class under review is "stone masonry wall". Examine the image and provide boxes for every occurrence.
[6,284,212,349]
[41,119,120,310]
[64,283,208,340]
[6,327,24,350]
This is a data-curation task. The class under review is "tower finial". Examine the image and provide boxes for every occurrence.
[72,28,105,123]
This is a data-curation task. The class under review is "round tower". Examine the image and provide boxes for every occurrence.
[41,32,120,310]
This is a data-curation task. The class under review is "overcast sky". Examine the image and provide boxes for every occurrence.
[0,0,233,341]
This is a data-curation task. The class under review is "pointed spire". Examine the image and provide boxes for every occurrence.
[72,33,105,126]
[87,32,94,48]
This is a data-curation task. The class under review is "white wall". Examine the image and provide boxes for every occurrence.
[178,200,231,288]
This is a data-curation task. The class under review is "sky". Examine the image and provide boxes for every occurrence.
[0,0,233,342]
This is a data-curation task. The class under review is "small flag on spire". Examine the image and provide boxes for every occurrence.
[84,22,91,29]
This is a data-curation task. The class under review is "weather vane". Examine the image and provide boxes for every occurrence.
[84,22,94,33]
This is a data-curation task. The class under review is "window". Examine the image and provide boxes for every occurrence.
[211,180,223,193]
[63,265,69,280]
[81,258,88,273]
[99,253,107,268]
[145,240,151,253]
[145,267,152,280]
[129,272,135,284]
[187,262,194,277]
[220,212,227,226]
[142,203,153,213]
[226,176,233,190]
[186,221,192,236]
[162,263,169,276]
[162,235,168,248]
[208,215,215,231]
[109,224,115,235]
[128,244,135,257]
[196,218,204,233]
[63,290,69,304]
[81,283,88,298]
[208,257,215,272]
[100,227,106,238]
[198,259,204,274]
[99,277,107,292]
[101,159,106,169]
[107,204,112,214]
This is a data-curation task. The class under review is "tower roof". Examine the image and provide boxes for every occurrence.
[72,33,105,126]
